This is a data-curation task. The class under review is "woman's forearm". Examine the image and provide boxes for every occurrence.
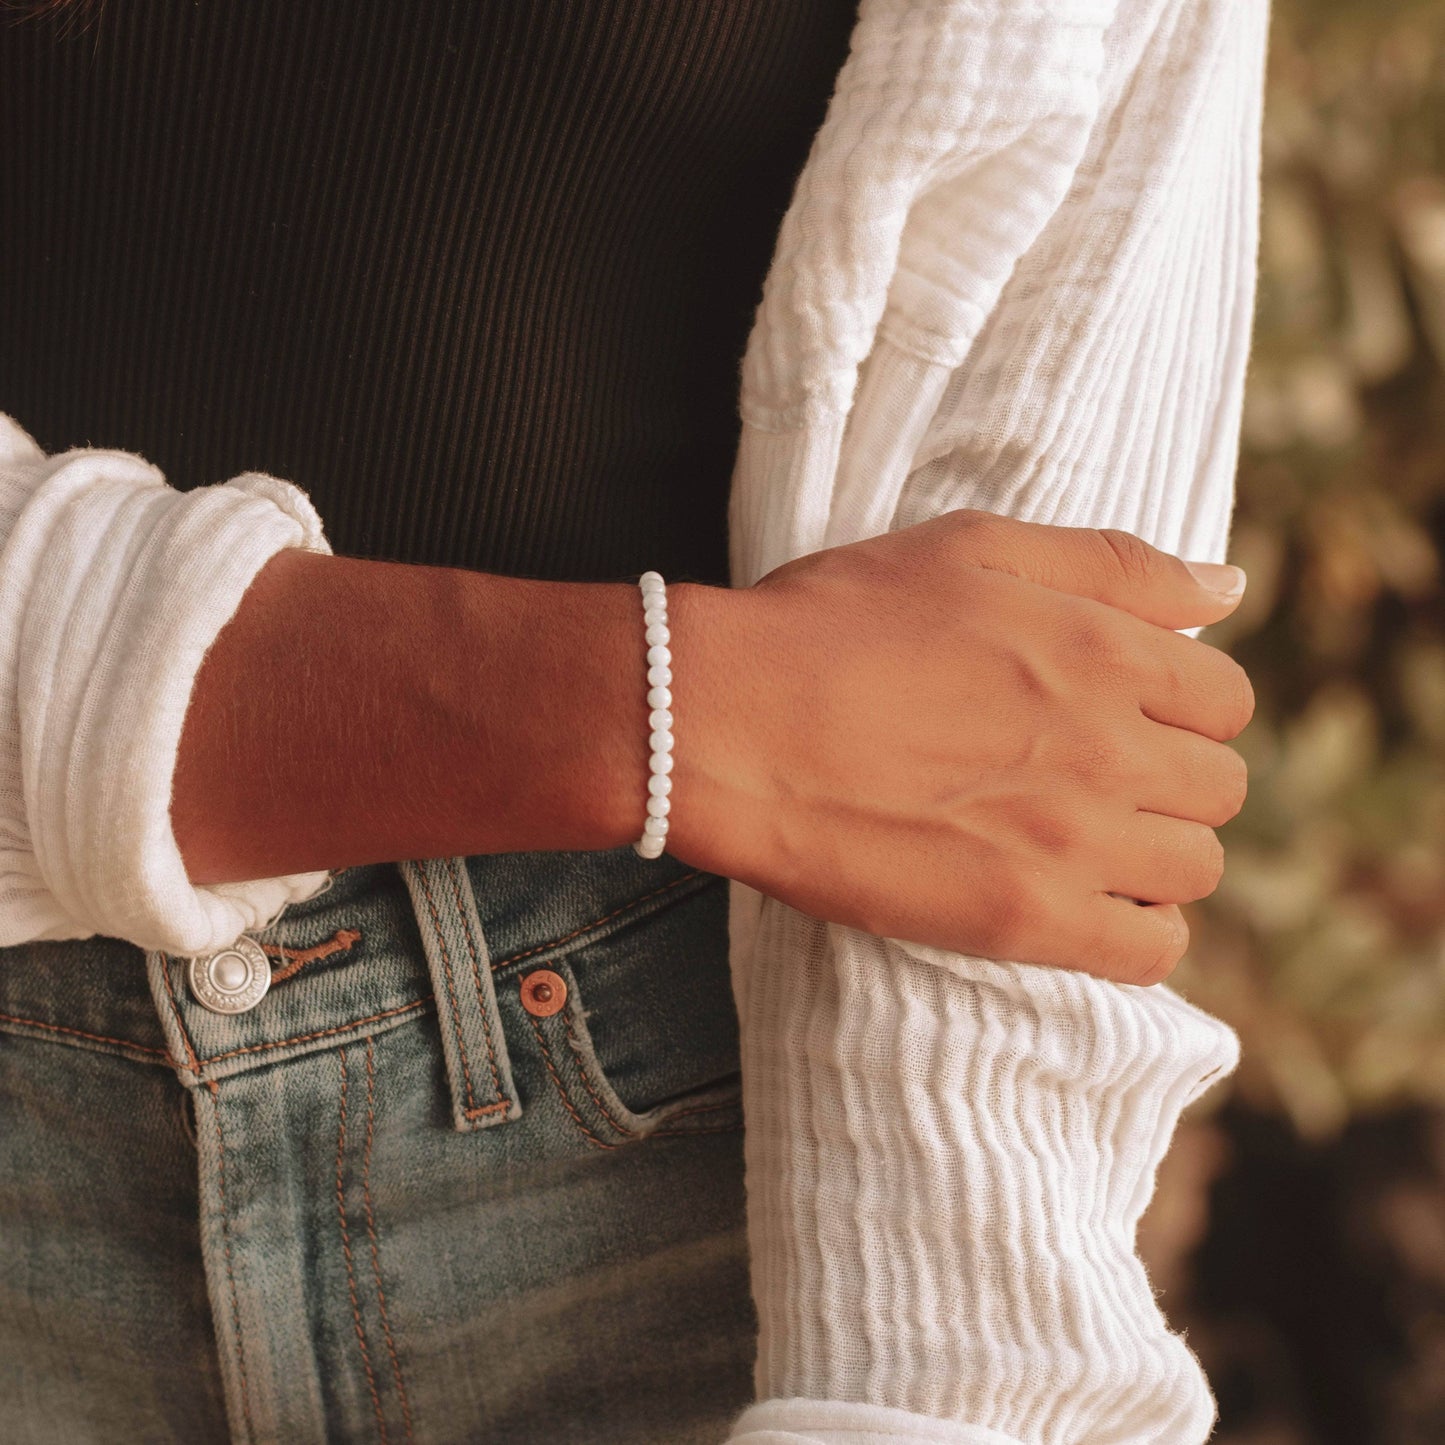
[170,550,722,885]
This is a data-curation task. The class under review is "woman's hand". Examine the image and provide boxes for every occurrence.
[666,510,1254,985]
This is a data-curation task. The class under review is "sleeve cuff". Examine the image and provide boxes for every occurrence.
[0,426,337,954]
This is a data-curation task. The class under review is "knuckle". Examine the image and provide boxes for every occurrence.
[1191,832,1227,895]
[1177,656,1208,708]
[1158,657,1190,707]
[1125,913,1190,986]
[1218,749,1249,819]
[1070,729,1129,790]
[1061,609,1127,675]
[944,510,1012,565]
[1095,528,1158,586]
[1129,948,1181,987]
[1223,661,1256,736]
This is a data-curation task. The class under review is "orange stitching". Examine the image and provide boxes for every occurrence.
[443,857,504,1100]
[197,1000,432,1067]
[262,925,362,963]
[489,869,710,971]
[207,1079,255,1438]
[338,1048,389,1444]
[266,927,363,985]
[462,1098,513,1119]
[363,1040,416,1444]
[559,1011,638,1141]
[158,954,201,1074]
[556,1010,740,1140]
[527,1016,616,1151]
[554,1010,742,1143]
[0,1010,171,1060]
[415,865,477,1113]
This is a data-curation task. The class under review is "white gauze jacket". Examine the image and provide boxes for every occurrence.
[0,0,1268,1441]
[721,0,1267,1441]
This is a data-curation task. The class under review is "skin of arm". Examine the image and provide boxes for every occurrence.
[170,549,737,884]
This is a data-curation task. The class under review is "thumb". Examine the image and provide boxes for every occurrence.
[945,513,1247,630]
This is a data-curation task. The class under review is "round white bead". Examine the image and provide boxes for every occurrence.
[639,571,664,588]
[634,835,666,858]
[646,795,671,818]
[644,623,670,647]
[643,816,669,837]
[648,773,672,797]
[647,664,672,688]
[648,708,673,732]
[646,686,672,711]
[646,644,671,667]
[649,730,673,753]
[650,750,673,774]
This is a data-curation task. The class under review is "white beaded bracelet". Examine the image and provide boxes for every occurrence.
[632,570,673,860]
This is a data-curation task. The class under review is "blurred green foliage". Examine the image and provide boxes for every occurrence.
[1184,0,1445,1140]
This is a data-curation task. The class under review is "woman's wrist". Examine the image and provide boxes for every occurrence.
[456,570,779,870]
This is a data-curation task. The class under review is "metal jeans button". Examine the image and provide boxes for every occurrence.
[187,935,271,1015]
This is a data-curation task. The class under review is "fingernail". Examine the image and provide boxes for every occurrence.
[1183,560,1247,599]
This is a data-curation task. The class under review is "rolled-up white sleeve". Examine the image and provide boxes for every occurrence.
[0,413,334,956]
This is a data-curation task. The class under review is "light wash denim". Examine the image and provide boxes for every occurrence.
[0,845,754,1443]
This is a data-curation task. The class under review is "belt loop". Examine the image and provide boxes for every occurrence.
[398,856,521,1132]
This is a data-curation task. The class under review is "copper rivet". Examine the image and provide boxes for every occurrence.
[520,968,567,1018]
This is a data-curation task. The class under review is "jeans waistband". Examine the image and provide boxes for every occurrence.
[0,846,725,1137]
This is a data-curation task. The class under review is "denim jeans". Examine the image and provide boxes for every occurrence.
[0,845,754,1443]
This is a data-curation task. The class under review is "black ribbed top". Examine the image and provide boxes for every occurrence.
[0,2,854,583]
